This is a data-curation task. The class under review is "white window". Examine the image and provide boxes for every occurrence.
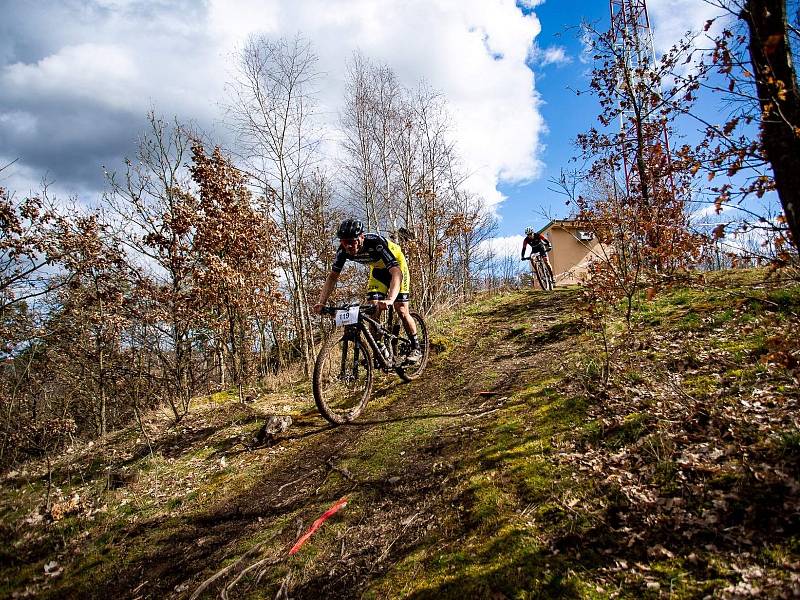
[577,230,594,241]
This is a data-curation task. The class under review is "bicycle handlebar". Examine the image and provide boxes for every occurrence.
[321,303,377,316]
[522,248,552,260]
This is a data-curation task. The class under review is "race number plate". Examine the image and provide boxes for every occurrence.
[335,306,359,327]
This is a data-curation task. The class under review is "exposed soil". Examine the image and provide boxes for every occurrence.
[5,275,800,599]
[66,288,577,599]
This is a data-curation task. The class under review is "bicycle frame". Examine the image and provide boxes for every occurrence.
[314,303,428,424]
[339,306,402,371]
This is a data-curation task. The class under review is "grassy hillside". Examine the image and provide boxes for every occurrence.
[2,269,799,599]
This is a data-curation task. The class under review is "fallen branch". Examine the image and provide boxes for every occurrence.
[221,556,284,600]
[377,511,422,563]
[189,531,282,600]
[189,547,259,600]
[466,407,502,421]
[277,466,321,494]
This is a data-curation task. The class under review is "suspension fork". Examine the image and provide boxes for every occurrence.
[340,324,362,379]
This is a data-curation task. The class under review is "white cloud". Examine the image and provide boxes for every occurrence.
[480,234,525,259]
[530,45,571,67]
[0,0,545,209]
[516,0,545,10]
[3,44,140,112]
[646,0,723,56]
[542,46,571,66]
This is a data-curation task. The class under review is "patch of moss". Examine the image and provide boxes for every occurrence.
[682,374,720,399]
[714,334,768,360]
[428,333,456,355]
[514,457,558,504]
[678,311,703,331]
[667,290,693,306]
[345,417,441,480]
[710,469,746,491]
[653,460,680,495]
[712,308,736,326]
[773,429,800,457]
[768,288,800,312]
[370,523,593,600]
[603,412,654,449]
[626,370,646,385]
[466,473,510,530]
[725,363,769,388]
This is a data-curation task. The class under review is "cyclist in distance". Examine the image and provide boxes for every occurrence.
[521,227,555,285]
[312,218,422,363]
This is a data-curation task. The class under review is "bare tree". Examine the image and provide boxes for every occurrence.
[105,112,198,421]
[340,59,490,312]
[340,53,381,229]
[340,53,408,233]
[411,82,459,310]
[227,35,322,376]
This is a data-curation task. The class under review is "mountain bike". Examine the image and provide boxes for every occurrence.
[313,303,429,424]
[523,252,555,291]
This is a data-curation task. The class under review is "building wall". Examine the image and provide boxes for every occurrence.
[544,225,603,286]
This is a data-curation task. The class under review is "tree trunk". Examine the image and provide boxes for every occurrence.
[743,0,800,253]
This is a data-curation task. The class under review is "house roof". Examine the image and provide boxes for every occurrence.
[540,219,589,233]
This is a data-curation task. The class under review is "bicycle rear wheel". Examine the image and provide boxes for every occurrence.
[313,330,373,424]
[392,312,429,382]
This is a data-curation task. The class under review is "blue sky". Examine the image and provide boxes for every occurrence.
[497,0,608,238]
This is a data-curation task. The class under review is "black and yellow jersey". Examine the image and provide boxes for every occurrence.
[332,233,400,273]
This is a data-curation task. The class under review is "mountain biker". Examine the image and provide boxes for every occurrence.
[312,218,422,363]
[521,227,555,285]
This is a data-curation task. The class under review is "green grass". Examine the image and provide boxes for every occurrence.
[4,274,800,599]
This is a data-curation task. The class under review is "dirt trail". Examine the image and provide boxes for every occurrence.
[81,288,581,599]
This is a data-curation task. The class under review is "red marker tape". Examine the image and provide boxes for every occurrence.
[288,496,349,556]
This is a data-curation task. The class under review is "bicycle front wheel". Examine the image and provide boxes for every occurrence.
[393,312,429,382]
[313,330,373,424]
[534,260,553,291]
[532,259,546,290]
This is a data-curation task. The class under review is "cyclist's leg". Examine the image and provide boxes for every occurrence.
[394,254,415,335]
[365,291,385,323]
[394,258,421,360]
[395,298,422,363]
[395,296,416,337]
[366,267,390,336]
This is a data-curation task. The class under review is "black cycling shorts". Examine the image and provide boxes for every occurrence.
[366,291,410,303]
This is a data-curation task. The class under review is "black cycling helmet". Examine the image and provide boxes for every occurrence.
[337,218,364,239]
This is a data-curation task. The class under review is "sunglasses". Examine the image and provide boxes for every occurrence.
[340,238,358,249]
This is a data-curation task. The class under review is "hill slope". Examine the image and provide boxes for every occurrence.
[2,271,800,599]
